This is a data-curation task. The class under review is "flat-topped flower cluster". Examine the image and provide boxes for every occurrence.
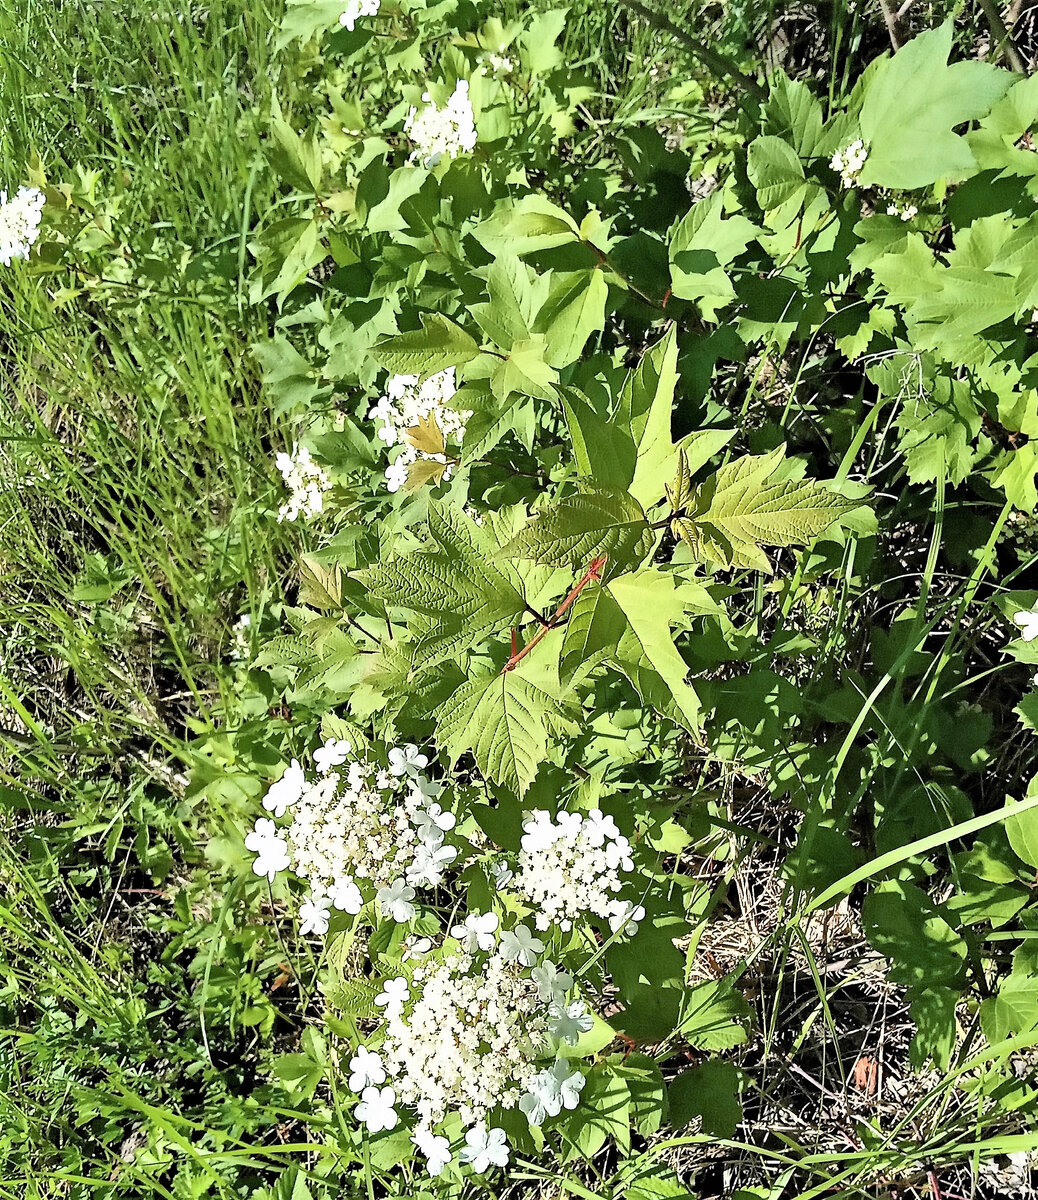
[244,741,646,1180]
[275,444,332,522]
[404,79,477,167]
[350,926,590,1177]
[510,808,643,935]
[367,368,472,492]
[245,740,460,933]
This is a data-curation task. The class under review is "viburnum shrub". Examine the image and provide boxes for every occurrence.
[218,0,1038,1182]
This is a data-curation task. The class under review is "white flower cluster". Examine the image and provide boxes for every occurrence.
[381,946,550,1128]
[230,613,251,661]
[245,741,461,933]
[367,368,472,492]
[0,185,44,266]
[403,80,477,167]
[479,53,514,76]
[510,809,640,935]
[886,202,918,222]
[339,0,378,30]
[830,139,868,189]
[348,928,589,1176]
[1011,605,1038,687]
[275,445,332,522]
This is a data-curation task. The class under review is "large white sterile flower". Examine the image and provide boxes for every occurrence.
[378,879,417,923]
[355,1085,398,1133]
[263,759,306,817]
[298,895,331,935]
[547,999,593,1044]
[1013,607,1038,641]
[499,924,544,967]
[349,1046,387,1092]
[413,1126,452,1176]
[460,1123,509,1173]
[451,910,498,952]
[245,818,290,881]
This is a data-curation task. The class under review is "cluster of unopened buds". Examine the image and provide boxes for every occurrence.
[0,184,44,266]
[830,139,868,189]
[275,444,332,522]
[403,79,477,167]
[367,368,472,492]
[245,741,461,934]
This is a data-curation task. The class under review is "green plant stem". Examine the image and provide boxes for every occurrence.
[618,0,767,100]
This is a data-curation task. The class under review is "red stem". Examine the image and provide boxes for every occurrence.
[502,555,608,674]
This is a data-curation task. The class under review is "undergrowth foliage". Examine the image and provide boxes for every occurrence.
[7,0,1038,1196]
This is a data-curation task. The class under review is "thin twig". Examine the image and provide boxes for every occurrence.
[977,0,1028,73]
[619,0,767,101]
[878,0,905,50]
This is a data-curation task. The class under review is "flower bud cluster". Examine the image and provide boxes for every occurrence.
[367,368,472,492]
[403,80,477,166]
[510,808,638,934]
[275,444,332,522]
[829,139,868,188]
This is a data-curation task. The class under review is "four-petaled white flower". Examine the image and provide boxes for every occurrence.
[377,879,417,923]
[263,759,306,817]
[329,875,364,914]
[459,1123,509,1173]
[499,924,544,967]
[375,976,410,1017]
[388,743,430,778]
[451,910,499,952]
[413,1126,452,1177]
[245,818,290,881]
[548,999,593,1044]
[348,1046,387,1092]
[339,0,379,31]
[1013,608,1038,642]
[298,895,331,935]
[531,960,573,1006]
[355,1084,398,1133]
[314,738,352,774]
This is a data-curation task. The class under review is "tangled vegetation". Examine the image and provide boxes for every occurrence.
[4,0,1038,1197]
